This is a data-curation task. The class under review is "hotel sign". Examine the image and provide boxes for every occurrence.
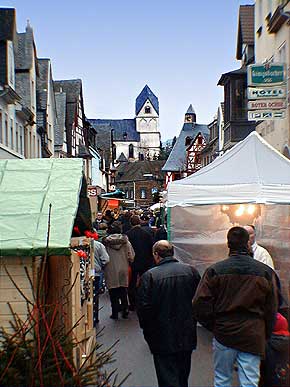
[248,100,286,110]
[247,63,287,121]
[247,63,286,86]
[248,87,286,99]
[248,110,286,121]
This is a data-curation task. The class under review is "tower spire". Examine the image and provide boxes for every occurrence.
[184,104,196,123]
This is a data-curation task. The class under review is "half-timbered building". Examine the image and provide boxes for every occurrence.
[162,105,209,187]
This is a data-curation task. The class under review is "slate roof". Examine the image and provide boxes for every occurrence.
[186,104,195,114]
[162,122,209,172]
[117,152,128,162]
[54,79,83,154]
[54,92,67,147]
[135,85,159,115]
[116,160,166,183]
[54,79,82,104]
[36,59,49,111]
[218,66,247,86]
[0,8,16,42]
[15,23,37,71]
[88,121,111,166]
[89,119,140,142]
[236,5,254,60]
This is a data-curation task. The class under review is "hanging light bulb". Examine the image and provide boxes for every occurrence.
[247,204,256,215]
[235,204,245,217]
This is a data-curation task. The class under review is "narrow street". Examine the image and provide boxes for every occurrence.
[97,292,238,387]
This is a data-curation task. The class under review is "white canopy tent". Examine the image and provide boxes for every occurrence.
[168,131,290,207]
[166,132,290,298]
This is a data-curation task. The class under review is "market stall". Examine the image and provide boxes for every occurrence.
[167,131,290,299]
[0,158,95,367]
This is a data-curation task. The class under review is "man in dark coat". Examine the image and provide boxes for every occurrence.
[137,240,200,387]
[126,215,155,310]
[192,226,278,387]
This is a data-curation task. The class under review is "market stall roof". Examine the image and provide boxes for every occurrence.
[0,158,84,256]
[168,131,290,207]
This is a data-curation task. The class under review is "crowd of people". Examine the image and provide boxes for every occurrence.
[92,211,289,387]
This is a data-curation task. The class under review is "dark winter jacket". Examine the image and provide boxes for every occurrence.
[126,225,154,273]
[137,257,201,354]
[260,334,290,387]
[192,253,278,356]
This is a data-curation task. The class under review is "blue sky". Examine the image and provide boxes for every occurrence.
[1,0,254,140]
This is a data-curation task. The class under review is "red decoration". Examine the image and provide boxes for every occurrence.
[84,230,99,240]
[76,250,88,259]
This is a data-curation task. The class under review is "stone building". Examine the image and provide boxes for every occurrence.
[218,5,256,152]
[254,0,290,155]
[114,159,165,208]
[89,85,161,164]
[0,8,41,159]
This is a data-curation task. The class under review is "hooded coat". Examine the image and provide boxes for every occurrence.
[103,234,135,289]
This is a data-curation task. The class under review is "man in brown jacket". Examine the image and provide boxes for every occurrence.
[192,226,278,387]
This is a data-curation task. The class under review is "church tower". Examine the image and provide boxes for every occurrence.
[184,104,196,124]
[135,85,161,160]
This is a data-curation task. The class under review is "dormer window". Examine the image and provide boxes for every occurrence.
[185,136,192,146]
[145,106,151,114]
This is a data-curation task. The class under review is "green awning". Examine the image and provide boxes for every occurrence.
[0,158,84,256]
[100,189,125,199]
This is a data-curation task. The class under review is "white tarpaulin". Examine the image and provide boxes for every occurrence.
[166,132,290,298]
[168,131,290,206]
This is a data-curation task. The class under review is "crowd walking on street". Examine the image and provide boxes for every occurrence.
[92,209,289,387]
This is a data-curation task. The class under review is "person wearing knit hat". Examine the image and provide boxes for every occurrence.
[259,313,290,387]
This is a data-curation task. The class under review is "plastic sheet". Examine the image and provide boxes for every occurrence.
[170,204,290,301]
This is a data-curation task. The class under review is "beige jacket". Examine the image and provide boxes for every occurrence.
[103,234,135,289]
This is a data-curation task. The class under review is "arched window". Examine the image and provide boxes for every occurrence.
[129,144,134,158]
[112,144,116,160]
[145,106,151,114]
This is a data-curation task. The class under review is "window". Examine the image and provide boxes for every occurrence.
[140,188,146,199]
[16,123,19,152]
[0,110,2,143]
[129,144,134,158]
[278,43,286,64]
[130,189,134,199]
[19,126,23,154]
[10,119,13,149]
[125,190,129,199]
[139,153,144,161]
[5,114,8,146]
[29,131,32,157]
[33,135,35,157]
[145,106,151,114]
[185,136,192,146]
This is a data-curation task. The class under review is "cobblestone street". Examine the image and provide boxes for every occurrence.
[97,292,224,387]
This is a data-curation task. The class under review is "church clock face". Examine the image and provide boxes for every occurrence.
[185,115,192,122]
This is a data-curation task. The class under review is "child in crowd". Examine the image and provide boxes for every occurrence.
[259,312,290,387]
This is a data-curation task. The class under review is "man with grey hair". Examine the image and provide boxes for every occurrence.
[244,225,274,269]
[137,240,200,387]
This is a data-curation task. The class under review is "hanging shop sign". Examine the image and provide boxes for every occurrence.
[248,110,286,121]
[247,63,286,86]
[87,185,98,197]
[248,87,286,99]
[248,100,286,110]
